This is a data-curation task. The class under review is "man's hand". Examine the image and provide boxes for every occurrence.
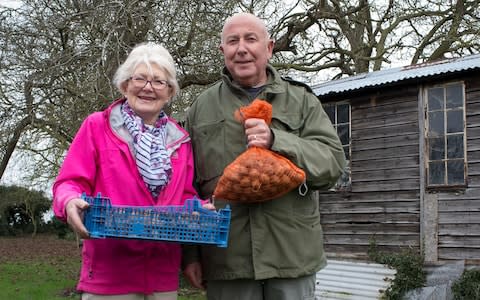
[183,262,206,289]
[244,118,273,149]
[65,198,90,239]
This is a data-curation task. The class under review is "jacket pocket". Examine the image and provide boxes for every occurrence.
[271,113,303,135]
[192,119,226,181]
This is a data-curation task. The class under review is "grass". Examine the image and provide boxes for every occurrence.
[0,234,206,300]
[0,261,79,300]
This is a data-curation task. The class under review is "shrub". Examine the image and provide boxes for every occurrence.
[368,239,426,300]
[452,269,480,300]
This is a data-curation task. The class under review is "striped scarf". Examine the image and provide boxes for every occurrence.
[121,101,172,197]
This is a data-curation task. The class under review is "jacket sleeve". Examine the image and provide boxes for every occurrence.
[270,91,346,190]
[52,114,100,222]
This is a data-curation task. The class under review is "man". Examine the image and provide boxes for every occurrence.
[183,12,346,300]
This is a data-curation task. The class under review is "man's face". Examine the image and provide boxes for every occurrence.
[220,15,273,88]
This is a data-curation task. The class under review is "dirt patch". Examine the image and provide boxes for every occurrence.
[0,234,81,263]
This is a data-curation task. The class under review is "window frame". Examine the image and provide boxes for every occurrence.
[323,101,352,191]
[424,81,468,189]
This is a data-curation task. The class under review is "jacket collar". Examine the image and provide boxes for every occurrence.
[221,64,286,100]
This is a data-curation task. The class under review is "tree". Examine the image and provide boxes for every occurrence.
[0,185,51,237]
[0,0,479,185]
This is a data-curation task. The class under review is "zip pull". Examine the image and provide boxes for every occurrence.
[298,181,308,196]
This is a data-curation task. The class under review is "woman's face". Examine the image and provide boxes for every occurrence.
[123,63,173,125]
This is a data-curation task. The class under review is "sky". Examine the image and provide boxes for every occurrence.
[0,0,21,8]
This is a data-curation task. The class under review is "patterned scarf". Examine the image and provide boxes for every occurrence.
[121,101,172,197]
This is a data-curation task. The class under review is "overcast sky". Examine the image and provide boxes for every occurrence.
[0,0,21,8]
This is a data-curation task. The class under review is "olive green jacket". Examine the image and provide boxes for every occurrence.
[183,65,346,280]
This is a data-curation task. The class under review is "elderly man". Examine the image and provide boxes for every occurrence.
[183,12,346,300]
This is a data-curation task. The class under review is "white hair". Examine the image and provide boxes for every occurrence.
[113,43,180,97]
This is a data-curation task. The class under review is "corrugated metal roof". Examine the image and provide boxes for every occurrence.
[312,54,480,97]
[315,259,396,300]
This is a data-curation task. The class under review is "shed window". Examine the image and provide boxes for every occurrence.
[324,102,351,190]
[425,82,466,187]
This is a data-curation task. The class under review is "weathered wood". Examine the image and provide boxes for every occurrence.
[322,223,419,234]
[318,70,480,264]
[324,234,419,246]
[437,189,480,199]
[467,126,480,139]
[439,224,480,235]
[353,123,418,139]
[439,237,480,247]
[351,179,420,192]
[318,191,419,203]
[320,201,419,214]
[468,161,480,174]
[438,212,480,223]
[354,134,418,151]
[466,175,480,186]
[321,212,419,223]
[439,248,480,260]
[352,156,419,170]
[438,199,480,212]
[353,111,418,128]
[353,167,419,182]
[353,145,419,160]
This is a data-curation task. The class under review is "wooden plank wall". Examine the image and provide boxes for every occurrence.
[437,76,480,263]
[319,86,421,260]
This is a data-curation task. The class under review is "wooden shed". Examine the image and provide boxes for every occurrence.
[313,54,480,266]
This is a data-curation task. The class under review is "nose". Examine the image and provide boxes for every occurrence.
[142,80,155,91]
[236,39,248,54]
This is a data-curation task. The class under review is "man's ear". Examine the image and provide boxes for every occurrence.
[266,39,274,58]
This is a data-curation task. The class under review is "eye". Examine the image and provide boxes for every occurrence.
[132,76,146,82]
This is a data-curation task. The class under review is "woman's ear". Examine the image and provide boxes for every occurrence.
[168,86,175,98]
[120,81,128,94]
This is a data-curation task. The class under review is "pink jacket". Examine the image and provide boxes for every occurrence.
[52,99,198,294]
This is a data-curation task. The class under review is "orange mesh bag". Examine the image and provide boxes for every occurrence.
[213,99,306,203]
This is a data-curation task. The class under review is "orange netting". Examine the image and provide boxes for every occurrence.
[213,99,306,203]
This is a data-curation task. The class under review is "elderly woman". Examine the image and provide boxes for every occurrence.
[53,43,204,300]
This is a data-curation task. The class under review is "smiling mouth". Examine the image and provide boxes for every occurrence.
[138,96,156,101]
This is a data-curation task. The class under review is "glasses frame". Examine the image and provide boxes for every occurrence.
[129,76,171,91]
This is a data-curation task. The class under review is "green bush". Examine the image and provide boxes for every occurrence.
[368,239,426,300]
[452,269,480,300]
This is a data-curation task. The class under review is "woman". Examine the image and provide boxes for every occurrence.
[53,43,207,300]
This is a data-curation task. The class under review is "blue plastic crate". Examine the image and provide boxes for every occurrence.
[82,193,231,248]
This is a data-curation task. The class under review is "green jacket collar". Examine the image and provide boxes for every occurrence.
[221,64,286,100]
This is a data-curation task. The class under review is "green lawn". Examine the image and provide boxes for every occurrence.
[0,259,206,300]
[0,261,78,300]
[0,235,205,300]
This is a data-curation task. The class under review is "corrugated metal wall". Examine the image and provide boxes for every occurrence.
[315,260,396,300]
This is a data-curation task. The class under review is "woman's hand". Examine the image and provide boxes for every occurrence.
[65,198,90,239]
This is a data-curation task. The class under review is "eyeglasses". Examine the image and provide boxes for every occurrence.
[129,76,170,90]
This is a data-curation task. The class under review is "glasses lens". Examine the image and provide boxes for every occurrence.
[130,77,169,90]
[132,77,146,88]
[152,80,168,90]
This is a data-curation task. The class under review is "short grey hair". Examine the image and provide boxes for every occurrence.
[220,13,270,44]
[113,43,180,98]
